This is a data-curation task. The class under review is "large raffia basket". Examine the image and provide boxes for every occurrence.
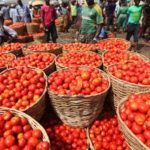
[102,51,149,71]
[48,67,110,127]
[26,23,40,34]
[0,67,47,121]
[106,62,150,109]
[0,53,16,72]
[0,107,50,147]
[26,52,56,76]
[117,92,150,150]
[55,51,102,71]
[97,38,131,55]
[13,26,26,35]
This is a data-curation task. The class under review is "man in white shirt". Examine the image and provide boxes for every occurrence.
[0,13,17,44]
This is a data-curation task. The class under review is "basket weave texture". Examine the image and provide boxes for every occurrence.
[117,93,150,150]
[102,51,149,71]
[0,107,50,146]
[106,62,150,109]
[48,67,110,127]
[0,67,48,121]
[55,51,102,71]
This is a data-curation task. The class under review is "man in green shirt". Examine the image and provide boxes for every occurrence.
[77,0,103,43]
[126,0,144,50]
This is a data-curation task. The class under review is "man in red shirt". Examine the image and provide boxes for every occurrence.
[41,0,58,43]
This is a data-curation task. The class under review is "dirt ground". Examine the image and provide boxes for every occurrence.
[57,30,150,59]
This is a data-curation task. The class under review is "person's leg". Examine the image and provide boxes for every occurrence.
[44,27,50,43]
[126,23,134,41]
[50,23,58,43]
[133,24,140,51]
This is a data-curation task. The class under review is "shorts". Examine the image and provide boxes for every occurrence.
[126,23,140,42]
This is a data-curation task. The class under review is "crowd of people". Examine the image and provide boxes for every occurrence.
[0,0,150,50]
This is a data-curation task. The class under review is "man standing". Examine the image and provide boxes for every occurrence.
[70,0,77,26]
[126,0,144,50]
[41,0,58,43]
[15,0,31,22]
[1,4,10,20]
[77,0,103,43]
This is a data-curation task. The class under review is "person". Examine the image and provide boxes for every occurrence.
[117,2,128,32]
[70,0,77,26]
[41,0,58,43]
[126,0,145,50]
[104,0,116,31]
[1,4,10,20]
[15,0,31,22]
[9,4,17,23]
[76,0,104,43]
[0,13,17,44]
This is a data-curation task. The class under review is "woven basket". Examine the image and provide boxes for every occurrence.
[117,92,150,150]
[102,51,150,71]
[97,38,131,55]
[55,51,102,71]
[32,18,41,23]
[0,67,48,121]
[0,107,50,146]
[26,52,56,76]
[26,23,40,34]
[106,62,150,109]
[13,26,26,35]
[8,48,23,57]
[23,47,62,56]
[48,67,110,127]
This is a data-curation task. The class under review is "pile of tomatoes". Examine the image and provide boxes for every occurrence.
[90,115,129,150]
[0,43,23,53]
[9,53,55,70]
[96,38,130,51]
[120,93,150,148]
[0,54,15,68]
[0,67,46,110]
[108,62,150,85]
[63,43,98,52]
[44,118,87,150]
[57,52,102,67]
[27,43,62,52]
[103,51,145,67]
[9,22,25,29]
[0,111,50,150]
[48,67,109,96]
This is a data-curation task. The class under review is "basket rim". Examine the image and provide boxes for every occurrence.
[0,66,48,112]
[117,91,150,150]
[96,38,131,52]
[0,107,50,143]
[55,51,102,69]
[106,61,150,87]
[102,50,149,68]
[48,66,111,98]
[13,52,56,71]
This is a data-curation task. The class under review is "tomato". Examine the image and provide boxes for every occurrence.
[32,129,42,139]
[4,135,15,147]
[134,113,146,125]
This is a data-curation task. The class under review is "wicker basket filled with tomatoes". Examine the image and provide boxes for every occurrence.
[33,32,44,42]
[0,107,50,150]
[43,117,89,150]
[10,22,26,35]
[0,53,16,72]
[117,92,150,150]
[86,113,130,150]
[32,17,41,23]
[102,50,149,71]
[26,23,40,34]
[9,52,56,75]
[96,38,131,55]
[63,43,99,53]
[0,67,47,121]
[0,43,24,57]
[24,43,62,56]
[106,61,150,109]
[55,52,102,70]
[48,67,110,127]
